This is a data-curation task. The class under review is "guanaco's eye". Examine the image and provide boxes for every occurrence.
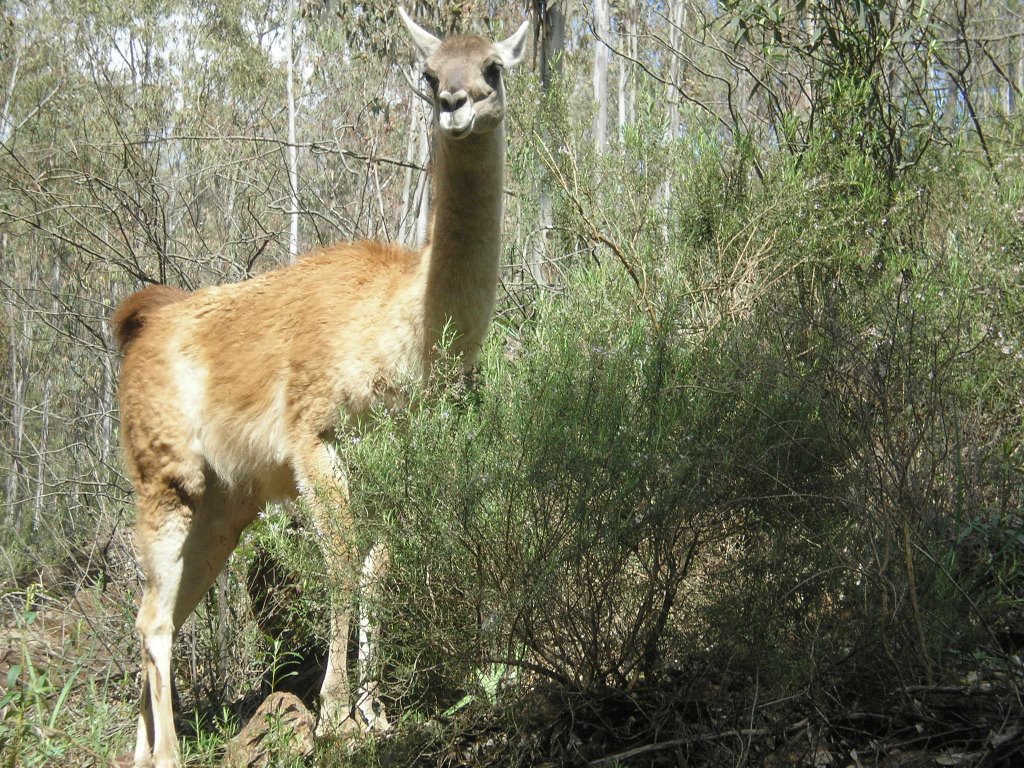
[483,61,502,89]
[422,71,439,93]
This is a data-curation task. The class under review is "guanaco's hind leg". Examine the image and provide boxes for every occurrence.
[295,440,392,738]
[355,540,391,732]
[299,442,355,736]
[133,663,155,767]
[294,441,366,738]
[133,482,257,768]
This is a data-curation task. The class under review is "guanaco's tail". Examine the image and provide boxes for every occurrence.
[110,285,189,352]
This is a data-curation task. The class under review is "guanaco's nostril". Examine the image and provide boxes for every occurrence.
[439,90,468,112]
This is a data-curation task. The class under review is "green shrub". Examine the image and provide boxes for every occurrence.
[334,123,1024,747]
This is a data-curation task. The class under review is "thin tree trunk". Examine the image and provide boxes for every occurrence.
[100,326,114,468]
[530,0,567,286]
[945,67,959,128]
[659,1,687,235]
[665,1,686,142]
[31,259,61,531]
[6,305,27,531]
[1007,12,1018,114]
[617,59,627,139]
[399,89,423,246]
[1018,0,1024,107]
[593,0,610,154]
[32,377,50,532]
[414,110,431,247]
[944,12,962,129]
[537,0,567,92]
[410,3,436,248]
[92,279,114,521]
[0,39,20,144]
[216,569,232,699]
[6,303,23,529]
[801,5,816,116]
[617,4,629,140]
[286,0,300,262]
[622,7,630,125]
[401,91,432,248]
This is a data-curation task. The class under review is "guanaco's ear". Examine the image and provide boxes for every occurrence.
[398,7,442,60]
[496,20,530,68]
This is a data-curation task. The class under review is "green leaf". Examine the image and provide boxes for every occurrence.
[442,694,475,717]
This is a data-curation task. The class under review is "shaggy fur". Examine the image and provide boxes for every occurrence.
[115,11,529,767]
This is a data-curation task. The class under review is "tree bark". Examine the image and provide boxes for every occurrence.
[617,2,634,139]
[593,0,610,153]
[286,0,300,262]
[1018,0,1024,109]
[399,87,427,246]
[31,259,61,531]
[32,377,50,532]
[665,1,686,143]
[530,0,568,286]
[536,0,567,92]
[0,37,20,144]
[6,303,26,530]
[659,1,687,232]
[1007,5,1019,114]
[414,109,431,247]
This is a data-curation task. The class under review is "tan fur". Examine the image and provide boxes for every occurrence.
[110,285,189,351]
[117,13,530,768]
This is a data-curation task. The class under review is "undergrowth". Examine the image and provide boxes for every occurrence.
[334,120,1024,764]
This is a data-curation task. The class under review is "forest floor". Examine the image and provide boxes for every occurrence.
[3,563,1023,767]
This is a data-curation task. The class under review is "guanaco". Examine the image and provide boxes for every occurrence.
[112,10,529,766]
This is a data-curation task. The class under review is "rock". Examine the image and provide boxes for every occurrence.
[221,692,315,768]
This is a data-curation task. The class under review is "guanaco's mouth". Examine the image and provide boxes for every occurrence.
[441,112,476,139]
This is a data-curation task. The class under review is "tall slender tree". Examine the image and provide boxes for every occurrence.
[593,0,610,153]
[286,0,300,262]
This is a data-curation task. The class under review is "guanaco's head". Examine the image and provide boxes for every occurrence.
[399,8,529,140]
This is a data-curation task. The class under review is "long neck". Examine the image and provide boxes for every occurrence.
[421,126,506,367]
